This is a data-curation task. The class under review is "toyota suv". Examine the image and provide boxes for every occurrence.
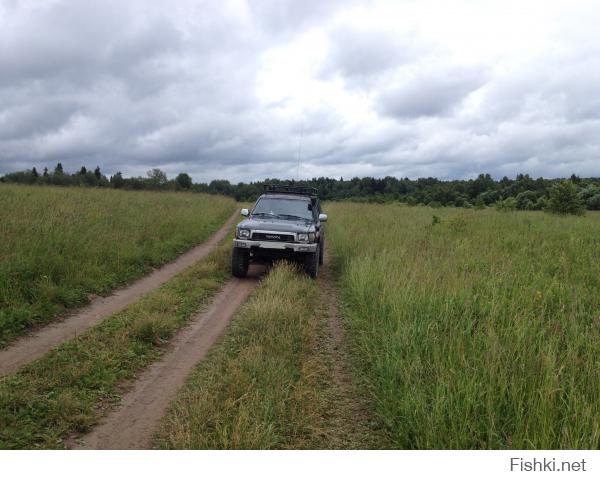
[231,185,327,278]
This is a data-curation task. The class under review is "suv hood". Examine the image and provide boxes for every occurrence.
[237,216,314,234]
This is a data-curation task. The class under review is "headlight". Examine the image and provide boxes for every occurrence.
[298,233,315,243]
[238,229,250,238]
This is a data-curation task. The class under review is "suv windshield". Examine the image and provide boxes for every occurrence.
[252,197,313,221]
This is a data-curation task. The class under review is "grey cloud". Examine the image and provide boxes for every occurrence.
[0,97,79,140]
[248,0,356,34]
[1,2,128,85]
[377,66,488,118]
[321,25,420,82]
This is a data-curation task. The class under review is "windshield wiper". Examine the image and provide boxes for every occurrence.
[277,214,310,221]
[251,212,277,217]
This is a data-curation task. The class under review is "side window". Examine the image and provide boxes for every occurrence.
[311,199,320,220]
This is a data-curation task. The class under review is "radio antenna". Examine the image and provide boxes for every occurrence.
[296,119,304,180]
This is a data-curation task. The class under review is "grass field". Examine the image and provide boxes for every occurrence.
[3,185,599,450]
[0,233,232,449]
[326,203,600,448]
[0,184,235,346]
[155,263,335,449]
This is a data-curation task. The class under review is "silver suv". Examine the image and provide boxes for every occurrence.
[231,185,327,278]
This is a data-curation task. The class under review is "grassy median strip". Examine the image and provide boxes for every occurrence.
[0,236,232,449]
[155,263,343,449]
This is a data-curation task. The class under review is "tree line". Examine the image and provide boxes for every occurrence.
[2,164,600,212]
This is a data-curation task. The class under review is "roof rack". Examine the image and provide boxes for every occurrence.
[263,184,318,197]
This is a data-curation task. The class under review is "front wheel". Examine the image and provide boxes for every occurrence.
[231,247,249,278]
[303,245,320,278]
[318,237,324,265]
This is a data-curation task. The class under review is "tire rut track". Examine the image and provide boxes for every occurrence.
[72,269,262,449]
[318,252,379,449]
[0,209,240,377]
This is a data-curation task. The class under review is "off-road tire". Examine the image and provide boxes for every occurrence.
[318,236,324,265]
[231,247,249,278]
[304,245,320,278]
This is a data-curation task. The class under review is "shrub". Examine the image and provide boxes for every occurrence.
[547,180,585,215]
[454,196,469,207]
[580,186,600,210]
[586,194,600,211]
[535,196,548,211]
[495,197,517,211]
[515,191,539,210]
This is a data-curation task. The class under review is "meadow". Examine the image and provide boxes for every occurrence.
[0,231,232,449]
[0,184,235,346]
[3,184,599,450]
[326,203,600,448]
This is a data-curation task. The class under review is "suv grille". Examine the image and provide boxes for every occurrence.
[252,232,295,242]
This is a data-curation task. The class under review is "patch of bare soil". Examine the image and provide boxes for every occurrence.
[0,210,240,377]
[71,266,264,450]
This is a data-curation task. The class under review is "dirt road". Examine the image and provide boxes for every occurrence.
[0,209,240,377]
[73,267,263,449]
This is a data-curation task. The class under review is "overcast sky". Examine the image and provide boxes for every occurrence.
[1,0,599,182]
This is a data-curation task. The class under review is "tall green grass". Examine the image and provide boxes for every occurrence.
[0,235,232,449]
[156,263,335,449]
[0,184,235,346]
[327,203,600,448]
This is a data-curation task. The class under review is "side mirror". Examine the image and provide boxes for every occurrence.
[319,213,328,222]
[240,208,249,217]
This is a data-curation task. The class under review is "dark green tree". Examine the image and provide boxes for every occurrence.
[32,167,39,178]
[208,179,232,196]
[570,173,581,184]
[110,172,124,188]
[547,180,585,215]
[176,172,193,190]
[147,168,168,186]
[54,162,64,175]
[94,166,102,180]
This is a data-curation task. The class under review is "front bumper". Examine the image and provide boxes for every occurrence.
[233,239,317,253]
